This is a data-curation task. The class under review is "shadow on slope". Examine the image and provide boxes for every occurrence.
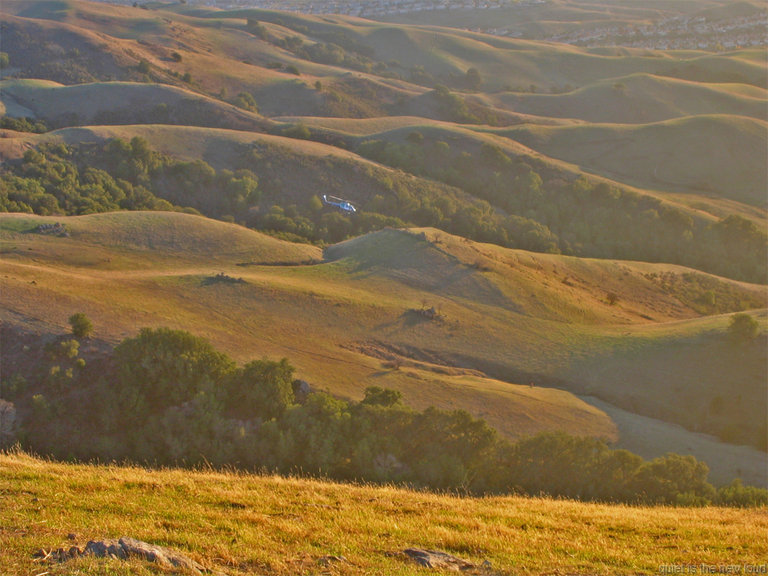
[497,74,768,124]
[503,114,768,206]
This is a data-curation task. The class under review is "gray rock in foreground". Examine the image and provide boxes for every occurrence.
[83,537,210,574]
[403,548,476,571]
[83,539,126,560]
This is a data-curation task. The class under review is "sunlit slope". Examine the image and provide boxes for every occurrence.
[324,227,767,327]
[503,114,768,206]
[0,213,620,443]
[0,9,144,84]
[0,123,384,168]
[0,211,321,265]
[223,9,768,91]
[2,0,766,209]
[0,3,347,118]
[0,0,766,484]
[2,215,766,457]
[0,0,429,120]
[3,452,766,576]
[4,112,763,255]
[3,0,765,125]
[269,113,765,225]
[0,123,488,226]
[4,94,762,220]
[0,79,268,131]
[494,74,768,124]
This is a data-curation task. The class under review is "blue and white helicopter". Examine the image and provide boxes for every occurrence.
[322,194,357,213]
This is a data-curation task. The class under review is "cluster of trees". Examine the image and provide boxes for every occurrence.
[0,138,260,220]
[1,135,540,249]
[0,116,48,134]
[251,202,406,244]
[0,142,173,215]
[356,135,767,283]
[247,17,380,75]
[240,139,552,249]
[2,324,765,507]
[244,17,490,95]
[729,313,761,342]
[429,85,502,125]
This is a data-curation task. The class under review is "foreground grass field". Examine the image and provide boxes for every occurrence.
[1,451,766,576]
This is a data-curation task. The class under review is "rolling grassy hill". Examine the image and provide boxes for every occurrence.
[0,79,269,132]
[1,0,765,224]
[501,114,768,206]
[2,451,766,576]
[2,93,762,228]
[492,74,768,124]
[2,212,766,485]
[2,1,766,115]
[0,0,766,493]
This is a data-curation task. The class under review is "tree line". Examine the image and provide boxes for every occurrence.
[0,137,554,251]
[1,324,765,507]
[1,136,764,283]
[0,138,259,218]
[355,135,767,284]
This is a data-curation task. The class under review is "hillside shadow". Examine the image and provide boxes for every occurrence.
[18,1,70,21]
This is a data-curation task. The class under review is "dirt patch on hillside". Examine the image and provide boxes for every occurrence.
[346,340,484,377]
[583,396,768,488]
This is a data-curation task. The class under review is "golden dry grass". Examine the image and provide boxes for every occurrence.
[492,74,768,124]
[1,450,766,576]
[0,0,766,497]
[2,214,766,485]
[501,114,768,206]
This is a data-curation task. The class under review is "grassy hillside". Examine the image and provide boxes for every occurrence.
[0,79,269,131]
[0,211,322,265]
[213,8,767,92]
[2,451,766,575]
[0,214,619,444]
[493,74,768,124]
[0,0,765,493]
[0,122,379,170]
[1,0,764,236]
[2,103,762,233]
[3,1,765,117]
[2,213,766,483]
[502,114,768,206]
[254,112,766,229]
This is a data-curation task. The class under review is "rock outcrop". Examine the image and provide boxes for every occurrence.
[403,548,477,571]
[36,537,221,575]
[88,537,207,573]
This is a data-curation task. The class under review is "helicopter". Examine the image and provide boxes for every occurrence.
[322,194,356,213]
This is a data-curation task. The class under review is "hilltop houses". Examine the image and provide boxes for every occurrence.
[99,0,766,50]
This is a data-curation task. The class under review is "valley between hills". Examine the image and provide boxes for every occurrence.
[1,0,766,480]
